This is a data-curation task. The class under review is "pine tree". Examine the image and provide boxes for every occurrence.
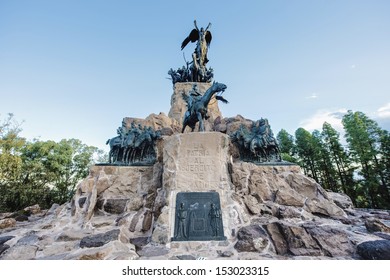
[321,122,356,202]
[342,111,390,208]
[295,128,318,181]
[311,129,338,191]
[276,129,296,162]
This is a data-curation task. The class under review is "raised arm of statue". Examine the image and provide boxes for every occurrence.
[194,20,199,31]
[205,22,211,32]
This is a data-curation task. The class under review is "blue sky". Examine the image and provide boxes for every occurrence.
[1,0,389,152]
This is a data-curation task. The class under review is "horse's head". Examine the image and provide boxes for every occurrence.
[212,81,227,93]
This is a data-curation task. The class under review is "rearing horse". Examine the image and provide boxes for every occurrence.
[182,82,227,132]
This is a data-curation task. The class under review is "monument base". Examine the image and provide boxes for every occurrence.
[162,132,233,242]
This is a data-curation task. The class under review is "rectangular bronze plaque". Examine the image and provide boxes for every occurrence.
[171,192,226,241]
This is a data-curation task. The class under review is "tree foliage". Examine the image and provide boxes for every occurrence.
[0,114,25,185]
[0,114,103,212]
[276,129,298,163]
[279,111,390,209]
[342,111,390,209]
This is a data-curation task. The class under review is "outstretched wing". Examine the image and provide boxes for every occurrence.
[205,31,212,47]
[181,29,198,50]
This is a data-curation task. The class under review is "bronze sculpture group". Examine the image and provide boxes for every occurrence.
[230,118,281,163]
[106,20,281,166]
[106,122,161,165]
[168,20,214,83]
[103,20,284,244]
[182,81,227,132]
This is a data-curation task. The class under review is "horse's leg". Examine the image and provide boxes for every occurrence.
[108,150,112,164]
[118,147,124,163]
[122,147,127,163]
[124,148,129,164]
[136,147,141,162]
[182,113,190,133]
[131,148,136,163]
[140,144,146,161]
[113,148,118,163]
[265,147,270,162]
[197,112,204,131]
[129,148,134,163]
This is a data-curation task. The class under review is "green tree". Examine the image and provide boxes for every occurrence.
[0,114,26,211]
[311,129,338,191]
[277,129,297,162]
[321,122,356,201]
[21,139,99,206]
[294,128,339,191]
[379,130,390,190]
[52,138,99,203]
[342,111,390,208]
[295,128,319,180]
[0,113,102,211]
[0,114,25,184]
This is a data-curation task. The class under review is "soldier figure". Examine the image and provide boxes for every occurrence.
[175,203,188,240]
[209,203,222,237]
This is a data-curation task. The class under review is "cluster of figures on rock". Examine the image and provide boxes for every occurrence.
[168,20,214,84]
[230,118,282,163]
[106,122,161,165]
[168,65,213,84]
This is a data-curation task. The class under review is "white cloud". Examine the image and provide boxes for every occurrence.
[376,102,390,119]
[299,108,348,132]
[306,93,318,99]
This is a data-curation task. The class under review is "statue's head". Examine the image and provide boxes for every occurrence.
[259,118,266,126]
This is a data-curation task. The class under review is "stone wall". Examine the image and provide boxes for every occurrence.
[2,132,390,260]
[71,164,164,235]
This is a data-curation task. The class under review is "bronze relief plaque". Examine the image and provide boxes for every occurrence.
[172,192,226,241]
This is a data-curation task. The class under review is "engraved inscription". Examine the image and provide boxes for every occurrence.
[181,143,213,179]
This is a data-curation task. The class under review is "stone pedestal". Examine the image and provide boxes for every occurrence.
[162,132,232,241]
[168,82,222,131]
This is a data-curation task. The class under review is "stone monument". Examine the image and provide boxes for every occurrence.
[103,19,284,245]
[4,20,386,261]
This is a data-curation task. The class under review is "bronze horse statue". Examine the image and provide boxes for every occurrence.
[106,136,121,163]
[182,82,227,132]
